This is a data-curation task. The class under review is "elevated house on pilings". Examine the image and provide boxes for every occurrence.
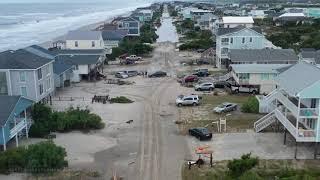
[0,96,33,151]
[255,63,320,159]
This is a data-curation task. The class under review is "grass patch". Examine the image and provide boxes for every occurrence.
[178,94,262,134]
[110,96,134,103]
[182,159,320,180]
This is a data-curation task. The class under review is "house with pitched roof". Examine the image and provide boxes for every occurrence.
[230,64,292,94]
[101,30,128,54]
[255,63,320,158]
[215,26,277,69]
[113,17,140,36]
[299,48,320,65]
[0,49,54,103]
[65,30,104,50]
[0,95,33,151]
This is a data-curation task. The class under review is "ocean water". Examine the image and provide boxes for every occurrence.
[0,1,151,51]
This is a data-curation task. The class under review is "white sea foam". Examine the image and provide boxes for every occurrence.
[0,3,151,51]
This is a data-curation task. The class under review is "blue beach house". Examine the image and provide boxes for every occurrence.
[0,95,33,151]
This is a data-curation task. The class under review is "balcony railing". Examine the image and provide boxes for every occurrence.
[221,42,229,46]
[297,129,316,142]
[300,108,319,117]
[9,118,27,139]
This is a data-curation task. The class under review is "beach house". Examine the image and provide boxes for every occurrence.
[299,48,320,66]
[65,30,104,50]
[114,17,140,36]
[215,26,276,69]
[55,55,103,82]
[0,49,55,103]
[230,64,291,94]
[218,16,254,28]
[0,95,33,151]
[254,63,320,158]
[101,30,128,54]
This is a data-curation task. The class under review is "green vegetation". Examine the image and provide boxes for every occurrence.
[29,104,105,138]
[179,30,214,50]
[110,96,134,103]
[168,4,178,17]
[0,141,67,174]
[264,19,320,50]
[227,153,259,177]
[182,158,320,180]
[241,97,259,113]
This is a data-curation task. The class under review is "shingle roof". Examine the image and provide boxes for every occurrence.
[216,26,262,36]
[55,55,101,65]
[277,63,320,96]
[0,49,53,70]
[229,49,299,63]
[0,96,20,126]
[300,50,320,64]
[24,45,56,59]
[66,30,102,41]
[101,30,128,41]
[53,58,73,75]
[51,49,104,56]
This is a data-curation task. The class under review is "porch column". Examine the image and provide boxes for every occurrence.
[294,141,298,159]
[2,127,6,151]
[14,116,18,147]
[283,129,287,145]
[296,97,301,138]
[24,110,28,139]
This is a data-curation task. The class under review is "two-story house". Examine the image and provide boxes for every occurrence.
[0,49,54,103]
[218,16,254,28]
[101,30,128,54]
[114,17,140,36]
[65,30,104,50]
[139,9,153,22]
[215,26,276,69]
[195,13,217,31]
[254,63,320,159]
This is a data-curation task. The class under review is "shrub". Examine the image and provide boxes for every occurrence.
[241,97,259,113]
[0,141,67,174]
[25,141,67,173]
[227,153,259,177]
[30,104,105,138]
[239,170,262,180]
[110,96,134,103]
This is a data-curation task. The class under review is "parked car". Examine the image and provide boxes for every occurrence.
[214,81,231,88]
[126,55,142,61]
[193,70,210,77]
[188,127,212,140]
[148,71,167,78]
[195,82,214,91]
[176,95,200,107]
[231,85,259,94]
[213,102,237,113]
[196,49,205,53]
[196,59,210,65]
[115,72,128,79]
[183,75,199,83]
[124,70,139,77]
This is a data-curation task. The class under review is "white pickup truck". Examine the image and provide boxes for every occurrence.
[126,55,142,61]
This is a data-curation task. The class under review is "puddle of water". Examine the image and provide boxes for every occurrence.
[156,13,179,43]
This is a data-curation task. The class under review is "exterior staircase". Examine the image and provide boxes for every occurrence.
[254,110,276,132]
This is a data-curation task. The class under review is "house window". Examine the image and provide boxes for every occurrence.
[74,65,79,70]
[242,37,245,43]
[75,41,79,47]
[39,84,43,95]
[239,73,250,80]
[92,41,95,47]
[260,73,270,80]
[125,23,129,28]
[19,71,26,82]
[311,99,317,108]
[37,69,42,80]
[249,37,253,42]
[20,86,27,97]
[230,38,233,44]
[46,78,51,90]
[221,38,229,43]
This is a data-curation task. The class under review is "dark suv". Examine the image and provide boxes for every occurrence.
[188,127,212,141]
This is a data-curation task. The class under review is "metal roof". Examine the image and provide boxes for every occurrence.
[0,49,53,70]
[53,58,73,75]
[229,49,299,63]
[277,63,320,97]
[230,64,291,74]
[66,30,102,41]
[222,16,254,24]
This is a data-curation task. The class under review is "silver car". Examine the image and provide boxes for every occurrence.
[176,95,200,107]
[195,82,214,91]
[213,102,237,113]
